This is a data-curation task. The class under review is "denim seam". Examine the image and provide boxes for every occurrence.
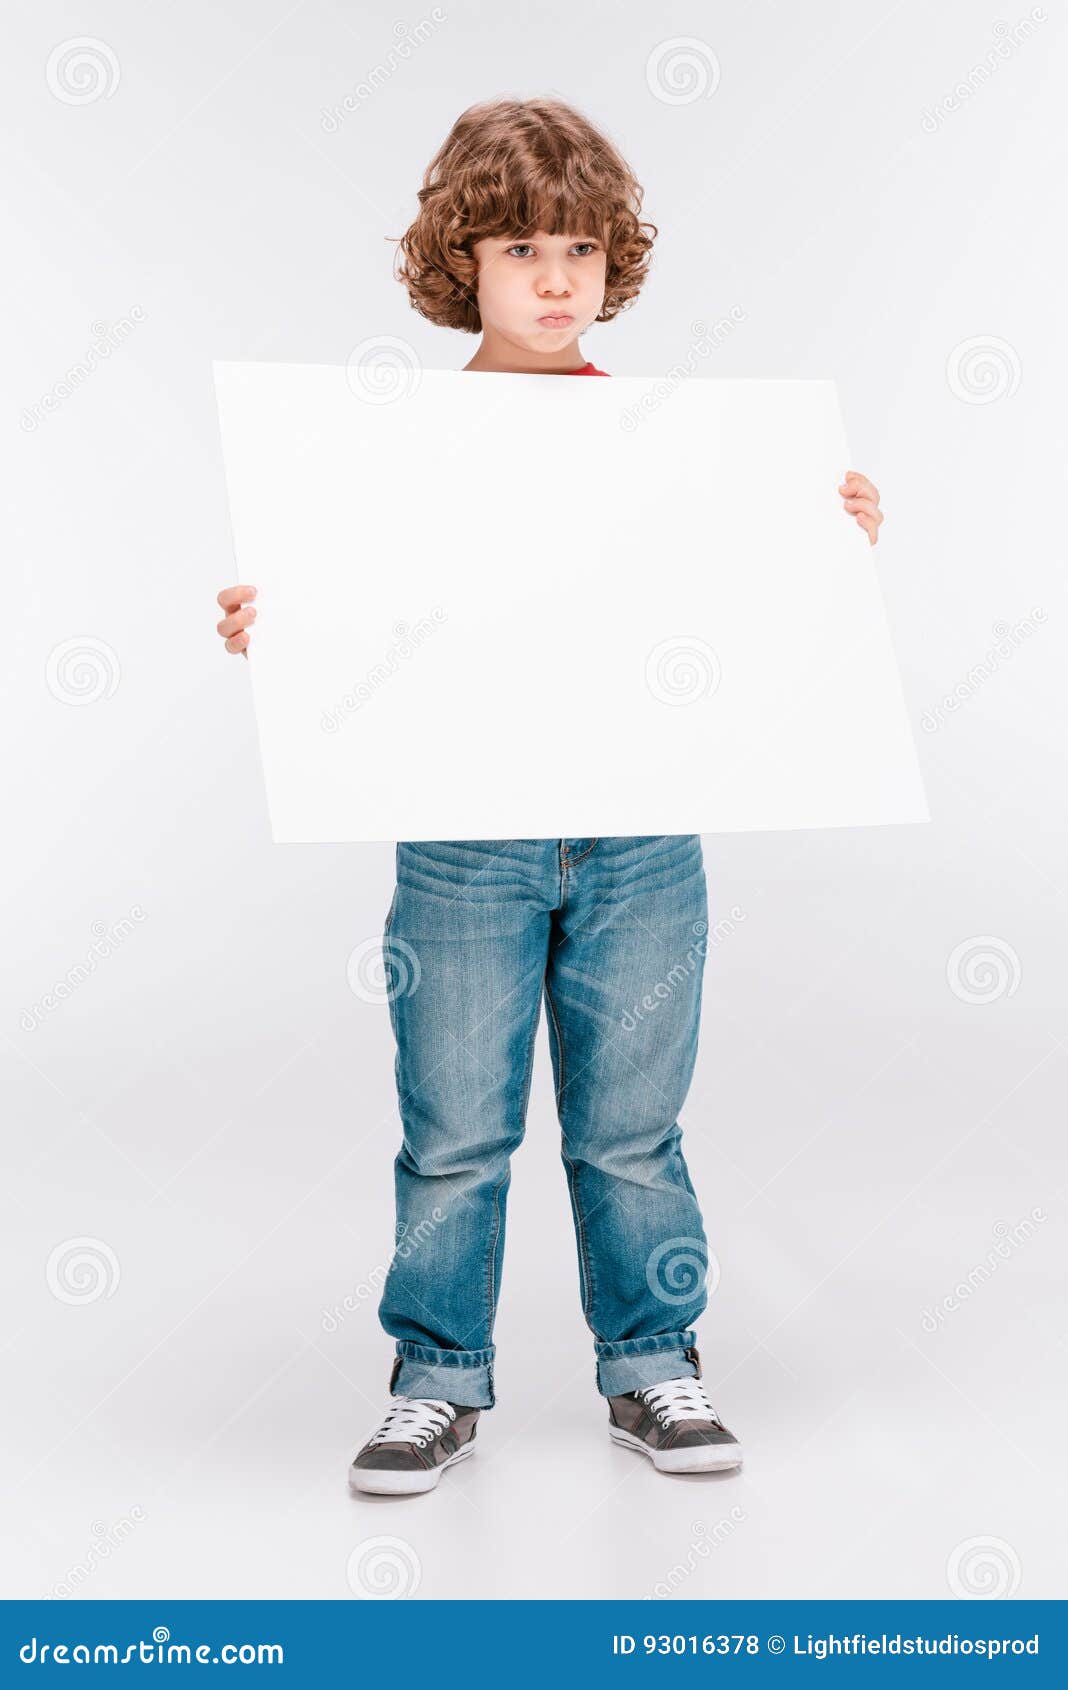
[516,987,542,1126]
[484,990,541,1340]
[383,929,399,1048]
[565,838,598,867]
[396,1341,495,1365]
[486,1169,507,1348]
[594,1332,695,1358]
[543,975,596,1326]
[543,973,567,1111]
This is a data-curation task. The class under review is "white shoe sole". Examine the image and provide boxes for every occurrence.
[610,1425,743,1473]
[348,1438,476,1495]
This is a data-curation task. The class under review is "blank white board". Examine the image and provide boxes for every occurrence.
[213,363,928,842]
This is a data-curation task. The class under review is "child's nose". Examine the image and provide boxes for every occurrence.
[537,264,571,293]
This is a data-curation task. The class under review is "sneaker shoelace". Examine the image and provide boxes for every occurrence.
[637,1375,725,1429]
[367,1395,456,1449]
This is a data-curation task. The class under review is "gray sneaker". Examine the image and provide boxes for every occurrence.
[349,1394,480,1495]
[608,1354,742,1473]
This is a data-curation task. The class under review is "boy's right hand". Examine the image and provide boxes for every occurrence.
[216,584,257,658]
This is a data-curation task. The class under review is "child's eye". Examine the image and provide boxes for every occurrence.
[505,242,600,259]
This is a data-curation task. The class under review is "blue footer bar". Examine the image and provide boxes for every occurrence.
[1,1600,1064,1683]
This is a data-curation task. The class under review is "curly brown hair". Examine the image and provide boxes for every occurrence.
[392,97,657,334]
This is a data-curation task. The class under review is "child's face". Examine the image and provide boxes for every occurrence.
[471,229,607,350]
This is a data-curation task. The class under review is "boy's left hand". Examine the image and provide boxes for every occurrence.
[838,470,883,546]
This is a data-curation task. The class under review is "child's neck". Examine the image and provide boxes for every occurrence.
[463,324,588,374]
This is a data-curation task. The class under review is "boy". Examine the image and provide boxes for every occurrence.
[215,98,883,1495]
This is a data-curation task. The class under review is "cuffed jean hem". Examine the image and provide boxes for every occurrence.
[594,1331,698,1397]
[392,1341,496,1410]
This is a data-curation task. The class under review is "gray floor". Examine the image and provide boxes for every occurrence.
[4,928,1063,1597]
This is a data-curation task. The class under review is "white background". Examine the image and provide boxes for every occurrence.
[3,0,1065,1601]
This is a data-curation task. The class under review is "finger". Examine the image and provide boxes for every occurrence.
[842,495,881,517]
[856,514,878,545]
[216,606,257,637]
[217,584,257,612]
[225,631,250,653]
[839,472,879,502]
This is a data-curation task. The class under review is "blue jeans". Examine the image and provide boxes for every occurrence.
[378,836,710,1408]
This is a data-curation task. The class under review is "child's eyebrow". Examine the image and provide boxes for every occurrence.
[503,233,601,244]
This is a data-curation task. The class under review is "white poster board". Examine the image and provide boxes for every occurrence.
[213,362,928,842]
